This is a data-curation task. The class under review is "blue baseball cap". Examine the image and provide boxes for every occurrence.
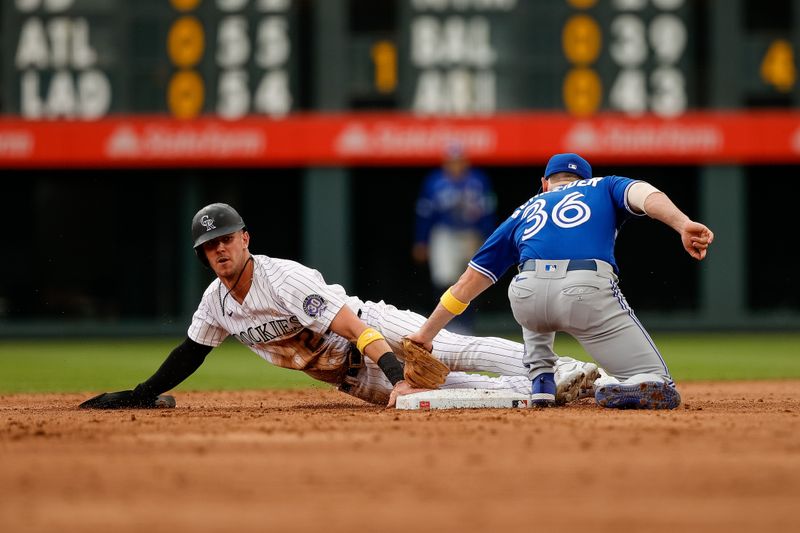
[544,153,592,180]
[444,141,465,160]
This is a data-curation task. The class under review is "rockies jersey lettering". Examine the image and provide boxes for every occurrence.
[188,255,360,380]
[469,175,643,282]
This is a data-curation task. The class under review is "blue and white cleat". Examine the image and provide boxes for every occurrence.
[595,380,681,410]
[531,373,557,407]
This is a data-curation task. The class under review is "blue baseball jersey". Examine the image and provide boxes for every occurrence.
[414,168,496,244]
[469,175,643,282]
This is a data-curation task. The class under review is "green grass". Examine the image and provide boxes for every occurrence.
[0,339,321,394]
[552,332,800,381]
[0,332,798,393]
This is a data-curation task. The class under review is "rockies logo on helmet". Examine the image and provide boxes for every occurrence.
[201,215,216,231]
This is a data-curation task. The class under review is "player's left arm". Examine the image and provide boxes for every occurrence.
[638,188,715,260]
[329,306,396,366]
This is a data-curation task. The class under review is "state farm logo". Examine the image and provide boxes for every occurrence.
[564,121,723,154]
[106,123,266,159]
[792,126,800,154]
[106,126,139,156]
[335,122,496,156]
[0,130,34,158]
[565,123,600,152]
[336,124,370,154]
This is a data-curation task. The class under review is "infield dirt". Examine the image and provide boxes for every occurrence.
[1,381,799,533]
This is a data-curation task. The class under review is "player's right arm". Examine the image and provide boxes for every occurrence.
[408,267,494,350]
[80,288,225,409]
[78,338,213,409]
[408,213,518,350]
[639,188,715,260]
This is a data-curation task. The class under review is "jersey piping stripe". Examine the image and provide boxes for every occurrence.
[610,279,626,311]
[609,279,673,383]
[468,261,497,283]
[623,180,646,216]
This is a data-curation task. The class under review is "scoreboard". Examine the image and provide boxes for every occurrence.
[400,0,695,117]
[0,0,798,166]
[2,0,299,119]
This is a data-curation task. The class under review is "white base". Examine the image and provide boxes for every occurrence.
[395,389,532,410]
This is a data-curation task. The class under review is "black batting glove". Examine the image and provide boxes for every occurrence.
[79,386,168,409]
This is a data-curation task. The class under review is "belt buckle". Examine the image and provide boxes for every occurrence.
[343,344,363,381]
[349,345,363,369]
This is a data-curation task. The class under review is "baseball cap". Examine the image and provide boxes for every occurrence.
[544,153,592,181]
[444,141,465,160]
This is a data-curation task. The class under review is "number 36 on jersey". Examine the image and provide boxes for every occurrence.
[511,177,602,241]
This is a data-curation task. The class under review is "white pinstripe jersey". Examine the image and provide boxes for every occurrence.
[188,255,361,383]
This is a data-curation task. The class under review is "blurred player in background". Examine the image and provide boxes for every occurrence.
[412,143,496,334]
[408,153,714,410]
[80,203,598,410]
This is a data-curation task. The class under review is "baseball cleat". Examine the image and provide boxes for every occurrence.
[154,395,176,408]
[595,381,680,410]
[531,373,557,407]
[577,363,601,401]
[555,359,600,404]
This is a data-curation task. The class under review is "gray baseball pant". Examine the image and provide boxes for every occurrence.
[508,259,673,384]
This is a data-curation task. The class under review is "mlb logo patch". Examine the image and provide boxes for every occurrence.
[568,163,577,170]
[545,264,558,272]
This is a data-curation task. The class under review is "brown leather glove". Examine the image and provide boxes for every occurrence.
[401,338,449,389]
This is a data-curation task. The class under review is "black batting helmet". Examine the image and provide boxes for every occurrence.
[191,203,246,266]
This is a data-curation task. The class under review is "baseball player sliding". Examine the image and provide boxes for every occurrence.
[80,203,599,410]
[408,153,714,409]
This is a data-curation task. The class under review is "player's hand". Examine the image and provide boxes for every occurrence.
[79,390,175,409]
[404,332,433,352]
[680,221,714,260]
[386,380,428,408]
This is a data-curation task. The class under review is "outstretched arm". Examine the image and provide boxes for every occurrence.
[79,338,212,409]
[407,267,494,350]
[643,191,714,260]
[134,337,212,397]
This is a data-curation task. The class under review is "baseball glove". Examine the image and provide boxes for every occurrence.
[79,390,176,409]
[401,338,449,389]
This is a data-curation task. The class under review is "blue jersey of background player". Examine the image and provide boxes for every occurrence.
[412,143,496,334]
[468,173,639,283]
[413,163,496,245]
[408,153,714,410]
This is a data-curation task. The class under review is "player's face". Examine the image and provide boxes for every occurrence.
[203,230,250,278]
[444,157,468,178]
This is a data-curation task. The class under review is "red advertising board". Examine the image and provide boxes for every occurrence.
[1,111,798,168]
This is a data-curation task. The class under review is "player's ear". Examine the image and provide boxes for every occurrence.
[541,177,549,192]
[241,230,250,248]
